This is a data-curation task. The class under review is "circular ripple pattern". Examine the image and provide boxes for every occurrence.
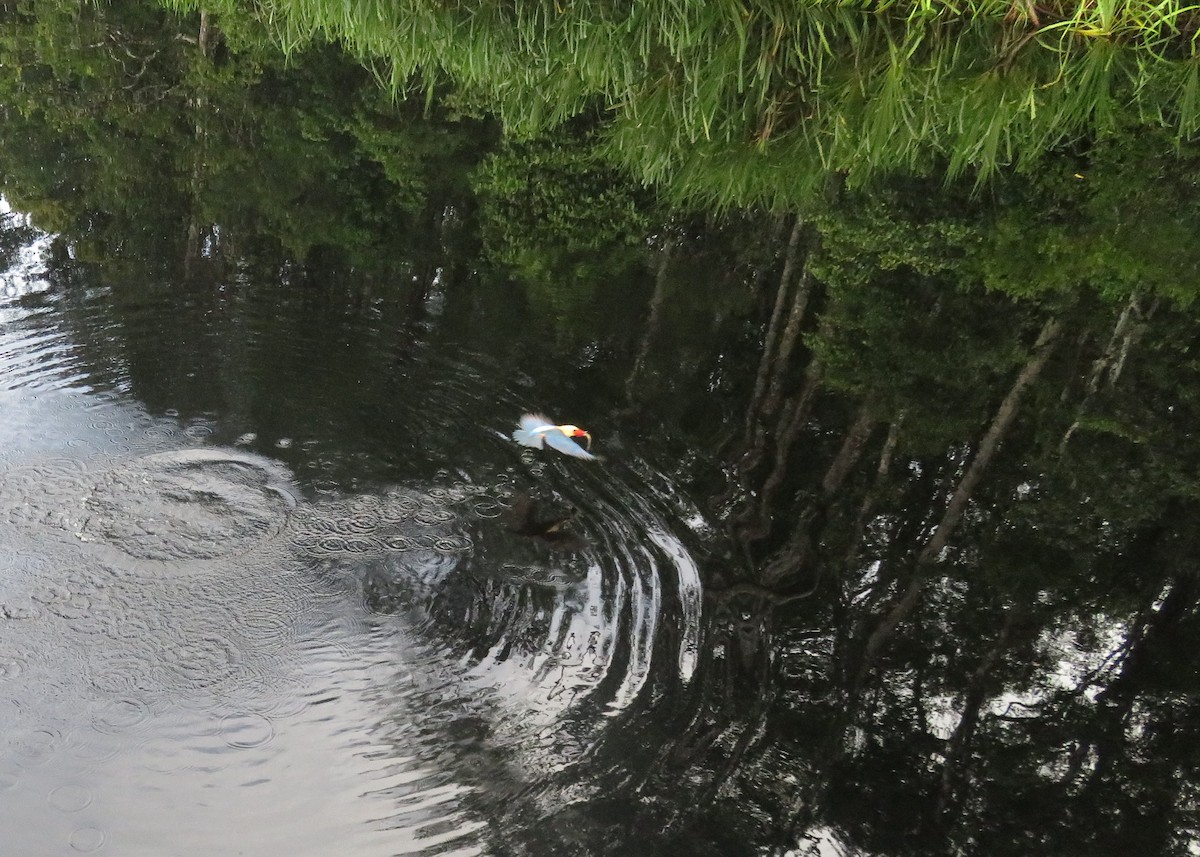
[0,447,327,726]
[91,698,152,734]
[68,825,106,853]
[0,277,713,857]
[218,712,276,749]
[79,449,297,567]
[286,487,483,561]
[48,784,94,813]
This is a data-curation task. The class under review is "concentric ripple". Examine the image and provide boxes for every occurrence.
[77,449,297,570]
[0,250,710,856]
[286,489,479,560]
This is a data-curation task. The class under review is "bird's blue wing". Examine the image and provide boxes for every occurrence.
[543,429,597,460]
[513,413,553,448]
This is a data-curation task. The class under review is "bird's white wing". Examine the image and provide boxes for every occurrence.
[543,429,597,460]
[513,413,554,449]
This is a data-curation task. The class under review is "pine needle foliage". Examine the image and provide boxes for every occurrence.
[164,0,1200,207]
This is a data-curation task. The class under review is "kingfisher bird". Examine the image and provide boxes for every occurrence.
[512,413,596,460]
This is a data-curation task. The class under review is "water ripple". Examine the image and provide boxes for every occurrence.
[48,783,94,812]
[76,449,297,568]
[0,375,706,857]
[218,712,277,749]
[67,825,106,852]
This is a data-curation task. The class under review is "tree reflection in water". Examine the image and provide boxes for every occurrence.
[1,2,1200,855]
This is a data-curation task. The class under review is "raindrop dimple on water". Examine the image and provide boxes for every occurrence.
[11,729,62,766]
[92,697,150,733]
[49,783,94,812]
[183,423,213,441]
[218,712,276,749]
[68,825,106,853]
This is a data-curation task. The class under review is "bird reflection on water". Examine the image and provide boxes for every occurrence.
[503,491,588,552]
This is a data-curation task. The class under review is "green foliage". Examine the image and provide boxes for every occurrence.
[0,1,188,233]
[161,0,1200,209]
[0,0,489,272]
[811,181,984,284]
[472,134,651,261]
[469,133,654,337]
[973,126,1200,303]
[804,209,1028,450]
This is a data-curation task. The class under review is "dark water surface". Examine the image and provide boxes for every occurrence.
[4,210,1200,856]
[0,222,707,856]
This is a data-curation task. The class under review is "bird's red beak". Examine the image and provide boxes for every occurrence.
[573,429,592,450]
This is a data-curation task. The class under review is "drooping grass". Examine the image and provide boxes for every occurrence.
[163,0,1200,207]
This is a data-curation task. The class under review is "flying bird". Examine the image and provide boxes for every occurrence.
[512,413,596,460]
